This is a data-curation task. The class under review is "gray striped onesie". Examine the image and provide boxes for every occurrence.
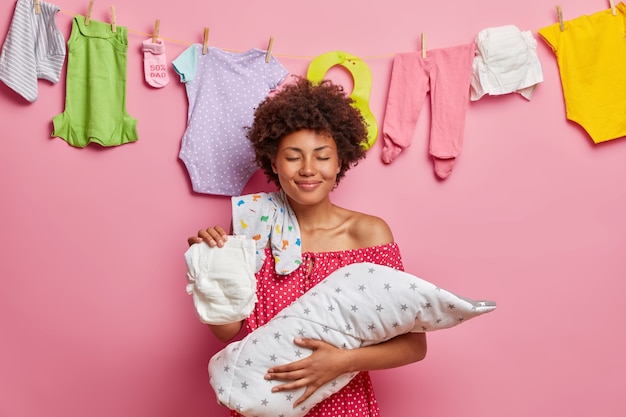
[0,0,66,102]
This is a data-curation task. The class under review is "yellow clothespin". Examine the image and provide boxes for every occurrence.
[152,19,161,43]
[110,5,116,33]
[421,32,426,59]
[202,27,210,55]
[34,0,41,15]
[609,0,616,16]
[85,0,94,25]
[265,36,275,63]
[556,5,564,31]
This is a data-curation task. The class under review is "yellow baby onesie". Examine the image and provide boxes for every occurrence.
[539,3,626,143]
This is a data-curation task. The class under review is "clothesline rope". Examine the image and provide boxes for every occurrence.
[58,9,395,60]
[52,3,624,61]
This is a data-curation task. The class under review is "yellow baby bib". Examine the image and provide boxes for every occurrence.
[306,51,378,150]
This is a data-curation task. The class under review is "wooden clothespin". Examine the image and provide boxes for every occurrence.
[34,0,41,15]
[265,36,275,63]
[421,32,426,59]
[556,5,564,31]
[110,5,116,33]
[152,19,161,43]
[609,0,616,16]
[85,0,94,25]
[202,27,210,55]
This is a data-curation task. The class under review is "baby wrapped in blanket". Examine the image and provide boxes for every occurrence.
[208,262,496,417]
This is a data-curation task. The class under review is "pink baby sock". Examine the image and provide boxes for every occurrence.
[433,157,456,179]
[142,38,169,88]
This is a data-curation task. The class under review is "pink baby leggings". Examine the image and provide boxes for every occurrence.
[382,42,476,179]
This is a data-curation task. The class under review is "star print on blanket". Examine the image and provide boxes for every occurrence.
[208,262,496,417]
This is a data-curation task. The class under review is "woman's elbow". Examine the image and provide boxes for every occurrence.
[410,332,428,363]
[208,321,243,343]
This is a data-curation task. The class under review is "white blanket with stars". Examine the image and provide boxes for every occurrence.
[208,262,496,417]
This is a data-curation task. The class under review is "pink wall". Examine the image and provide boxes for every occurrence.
[2,0,625,416]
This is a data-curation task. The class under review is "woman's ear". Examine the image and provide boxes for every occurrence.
[271,159,278,174]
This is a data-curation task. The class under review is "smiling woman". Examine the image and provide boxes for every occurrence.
[271,130,341,209]
[187,77,427,417]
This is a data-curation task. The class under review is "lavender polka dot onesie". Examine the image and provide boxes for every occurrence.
[173,45,288,196]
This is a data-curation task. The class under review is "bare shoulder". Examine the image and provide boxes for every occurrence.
[347,210,394,248]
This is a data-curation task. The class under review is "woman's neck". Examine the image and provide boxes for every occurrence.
[283,194,339,230]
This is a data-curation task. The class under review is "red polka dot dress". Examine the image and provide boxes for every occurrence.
[230,242,404,417]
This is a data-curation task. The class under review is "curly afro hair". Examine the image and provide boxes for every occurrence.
[246,77,368,187]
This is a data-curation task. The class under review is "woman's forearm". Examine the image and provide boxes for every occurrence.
[344,332,427,373]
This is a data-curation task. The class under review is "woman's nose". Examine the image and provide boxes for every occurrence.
[299,158,315,175]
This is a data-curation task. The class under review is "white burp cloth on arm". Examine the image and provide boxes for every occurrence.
[184,236,257,325]
[232,190,302,275]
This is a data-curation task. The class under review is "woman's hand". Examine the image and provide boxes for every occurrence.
[264,338,350,408]
[264,332,427,408]
[187,225,228,247]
